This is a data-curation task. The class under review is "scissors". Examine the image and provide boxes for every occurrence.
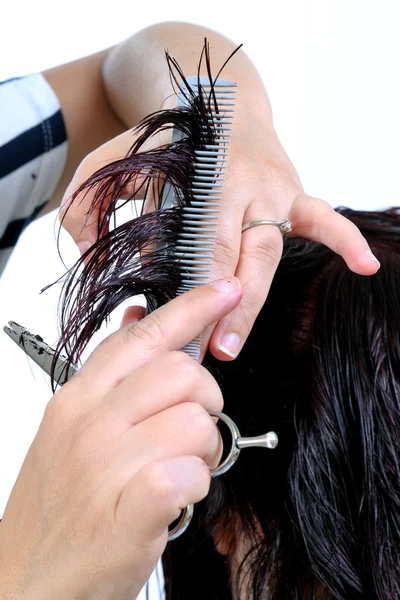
[3,320,278,541]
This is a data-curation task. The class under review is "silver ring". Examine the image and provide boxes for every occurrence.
[242,217,292,236]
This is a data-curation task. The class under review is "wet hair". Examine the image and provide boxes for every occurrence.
[45,38,242,389]
[45,41,400,600]
[163,207,400,600]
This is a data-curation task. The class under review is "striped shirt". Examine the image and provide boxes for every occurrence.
[0,73,68,275]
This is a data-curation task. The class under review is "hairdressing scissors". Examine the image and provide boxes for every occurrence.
[3,320,278,540]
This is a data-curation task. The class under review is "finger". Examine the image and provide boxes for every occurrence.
[61,126,173,253]
[99,351,223,422]
[209,225,283,360]
[120,401,223,472]
[120,305,146,328]
[116,455,211,545]
[59,130,137,250]
[290,194,381,274]
[69,277,242,399]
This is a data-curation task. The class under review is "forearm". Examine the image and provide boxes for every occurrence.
[41,50,126,212]
[103,22,301,184]
[103,22,272,131]
[44,21,299,215]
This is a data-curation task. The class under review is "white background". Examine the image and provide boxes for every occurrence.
[0,1,399,595]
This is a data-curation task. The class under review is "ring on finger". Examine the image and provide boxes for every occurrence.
[241,217,292,236]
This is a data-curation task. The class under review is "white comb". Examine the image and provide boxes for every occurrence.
[161,76,237,360]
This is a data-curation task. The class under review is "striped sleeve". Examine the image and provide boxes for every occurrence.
[0,73,68,274]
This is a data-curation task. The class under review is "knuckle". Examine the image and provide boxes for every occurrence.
[213,230,238,272]
[125,312,165,350]
[166,353,224,412]
[181,402,215,442]
[243,233,283,267]
[43,392,73,428]
[144,462,179,502]
[168,352,201,394]
[207,374,224,412]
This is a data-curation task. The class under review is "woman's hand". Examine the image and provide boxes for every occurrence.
[0,278,242,600]
[60,120,380,363]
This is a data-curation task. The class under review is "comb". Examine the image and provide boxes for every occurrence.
[157,76,237,360]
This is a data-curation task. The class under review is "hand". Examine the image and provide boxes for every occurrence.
[201,120,380,360]
[60,118,380,363]
[0,278,242,600]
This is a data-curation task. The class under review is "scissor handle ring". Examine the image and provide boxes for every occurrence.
[167,410,241,541]
[208,410,242,477]
[168,503,194,541]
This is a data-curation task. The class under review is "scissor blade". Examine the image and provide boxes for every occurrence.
[3,321,77,386]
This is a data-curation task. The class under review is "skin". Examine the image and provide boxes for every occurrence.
[1,21,380,597]
[50,21,380,363]
[0,278,242,599]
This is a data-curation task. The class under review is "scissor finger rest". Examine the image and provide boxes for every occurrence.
[167,410,278,541]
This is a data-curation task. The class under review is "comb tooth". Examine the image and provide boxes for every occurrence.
[194,159,227,165]
[183,213,219,218]
[188,202,221,207]
[192,182,223,188]
[176,240,216,246]
[181,217,218,222]
[192,194,221,206]
[176,258,212,265]
[175,250,214,257]
[202,120,233,125]
[193,162,227,167]
[195,151,228,157]
[182,220,218,226]
[201,88,237,93]
[181,271,213,278]
[175,255,213,261]
[192,192,222,198]
[204,136,230,141]
[175,246,214,252]
[177,258,213,264]
[195,147,228,152]
[192,168,226,174]
[202,83,237,87]
[193,171,223,176]
[191,181,224,187]
[178,234,217,241]
[182,223,218,229]
[202,144,230,148]
[181,227,216,234]
[181,278,210,285]
[201,122,232,127]
[192,174,224,179]
[182,207,220,213]
[178,266,212,273]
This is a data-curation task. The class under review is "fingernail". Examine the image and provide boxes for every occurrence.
[77,241,91,256]
[218,333,241,358]
[366,249,380,267]
[211,277,241,294]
